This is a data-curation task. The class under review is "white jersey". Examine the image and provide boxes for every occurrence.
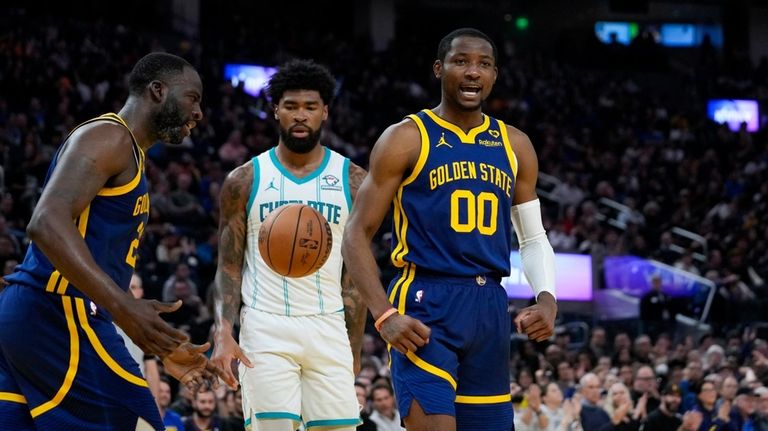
[242,146,351,316]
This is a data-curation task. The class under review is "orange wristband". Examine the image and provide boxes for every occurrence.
[374,308,399,332]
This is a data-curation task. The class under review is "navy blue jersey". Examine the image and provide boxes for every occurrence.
[391,109,518,277]
[6,113,148,314]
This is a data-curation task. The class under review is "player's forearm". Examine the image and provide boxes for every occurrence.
[341,228,391,319]
[213,213,246,333]
[27,210,128,312]
[213,267,243,333]
[341,270,366,355]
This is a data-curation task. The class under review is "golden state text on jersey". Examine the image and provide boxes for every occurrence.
[6,114,149,316]
[391,109,518,277]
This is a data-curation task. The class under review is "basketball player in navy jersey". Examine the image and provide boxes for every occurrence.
[211,59,367,430]
[0,53,224,430]
[342,28,558,430]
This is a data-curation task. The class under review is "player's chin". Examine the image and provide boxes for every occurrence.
[159,128,185,146]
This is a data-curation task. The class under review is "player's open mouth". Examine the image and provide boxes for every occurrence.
[460,85,481,95]
[182,120,196,137]
[291,126,310,137]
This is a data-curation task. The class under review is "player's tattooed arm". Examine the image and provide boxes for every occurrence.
[342,266,366,374]
[345,161,368,374]
[348,162,367,201]
[213,162,253,332]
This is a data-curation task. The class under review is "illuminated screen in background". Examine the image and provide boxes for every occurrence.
[502,252,592,301]
[659,23,695,47]
[603,255,713,319]
[223,64,278,98]
[594,22,723,48]
[594,21,638,45]
[707,99,760,132]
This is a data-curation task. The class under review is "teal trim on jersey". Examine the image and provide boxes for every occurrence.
[305,418,362,428]
[246,157,260,216]
[333,307,344,313]
[254,412,302,421]
[283,277,290,316]
[342,157,352,211]
[269,146,331,184]
[244,418,251,427]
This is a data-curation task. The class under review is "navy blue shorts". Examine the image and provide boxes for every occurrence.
[0,284,163,430]
[386,264,514,430]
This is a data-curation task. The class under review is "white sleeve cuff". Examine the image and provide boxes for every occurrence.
[510,199,556,301]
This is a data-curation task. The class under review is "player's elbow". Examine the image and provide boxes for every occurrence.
[26,208,54,243]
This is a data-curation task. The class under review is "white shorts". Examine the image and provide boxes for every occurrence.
[239,307,361,429]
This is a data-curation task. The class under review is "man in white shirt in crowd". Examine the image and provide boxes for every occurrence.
[369,383,403,431]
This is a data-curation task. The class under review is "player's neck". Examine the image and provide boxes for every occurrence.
[117,103,154,151]
[275,143,325,173]
[431,103,484,133]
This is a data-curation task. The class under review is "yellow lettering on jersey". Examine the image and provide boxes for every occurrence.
[477,163,512,197]
[132,193,150,216]
[429,162,477,190]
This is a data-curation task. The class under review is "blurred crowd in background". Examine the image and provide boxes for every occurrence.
[1,2,768,430]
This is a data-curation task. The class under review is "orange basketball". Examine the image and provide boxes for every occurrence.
[258,203,333,278]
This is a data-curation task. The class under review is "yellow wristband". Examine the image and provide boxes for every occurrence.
[374,308,399,332]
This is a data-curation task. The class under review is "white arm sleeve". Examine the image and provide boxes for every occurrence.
[510,199,556,301]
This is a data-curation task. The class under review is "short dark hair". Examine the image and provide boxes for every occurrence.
[370,382,394,397]
[437,27,498,63]
[267,59,336,106]
[128,52,192,96]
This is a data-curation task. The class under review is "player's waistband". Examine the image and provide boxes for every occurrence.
[400,266,503,286]
[4,282,115,321]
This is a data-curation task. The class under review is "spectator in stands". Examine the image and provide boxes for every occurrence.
[170,384,194,417]
[728,387,759,430]
[162,279,209,330]
[693,381,732,431]
[220,389,245,431]
[557,361,578,399]
[604,382,645,430]
[589,327,609,359]
[158,377,186,431]
[716,375,739,410]
[183,385,222,431]
[540,382,583,431]
[515,383,548,431]
[579,373,611,430]
[639,273,673,339]
[674,250,701,276]
[163,262,200,301]
[642,382,686,431]
[755,386,768,431]
[631,365,660,414]
[632,335,653,364]
[355,381,378,431]
[368,383,401,431]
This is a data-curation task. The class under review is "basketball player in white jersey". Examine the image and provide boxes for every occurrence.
[211,59,367,431]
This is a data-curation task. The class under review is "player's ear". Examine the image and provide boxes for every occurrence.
[273,104,279,120]
[149,80,166,103]
[433,60,442,78]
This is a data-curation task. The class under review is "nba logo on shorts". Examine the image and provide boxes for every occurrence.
[415,290,424,303]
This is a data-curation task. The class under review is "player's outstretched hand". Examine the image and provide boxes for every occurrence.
[211,331,253,390]
[514,292,557,342]
[114,298,190,357]
[379,313,431,355]
[162,342,227,392]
